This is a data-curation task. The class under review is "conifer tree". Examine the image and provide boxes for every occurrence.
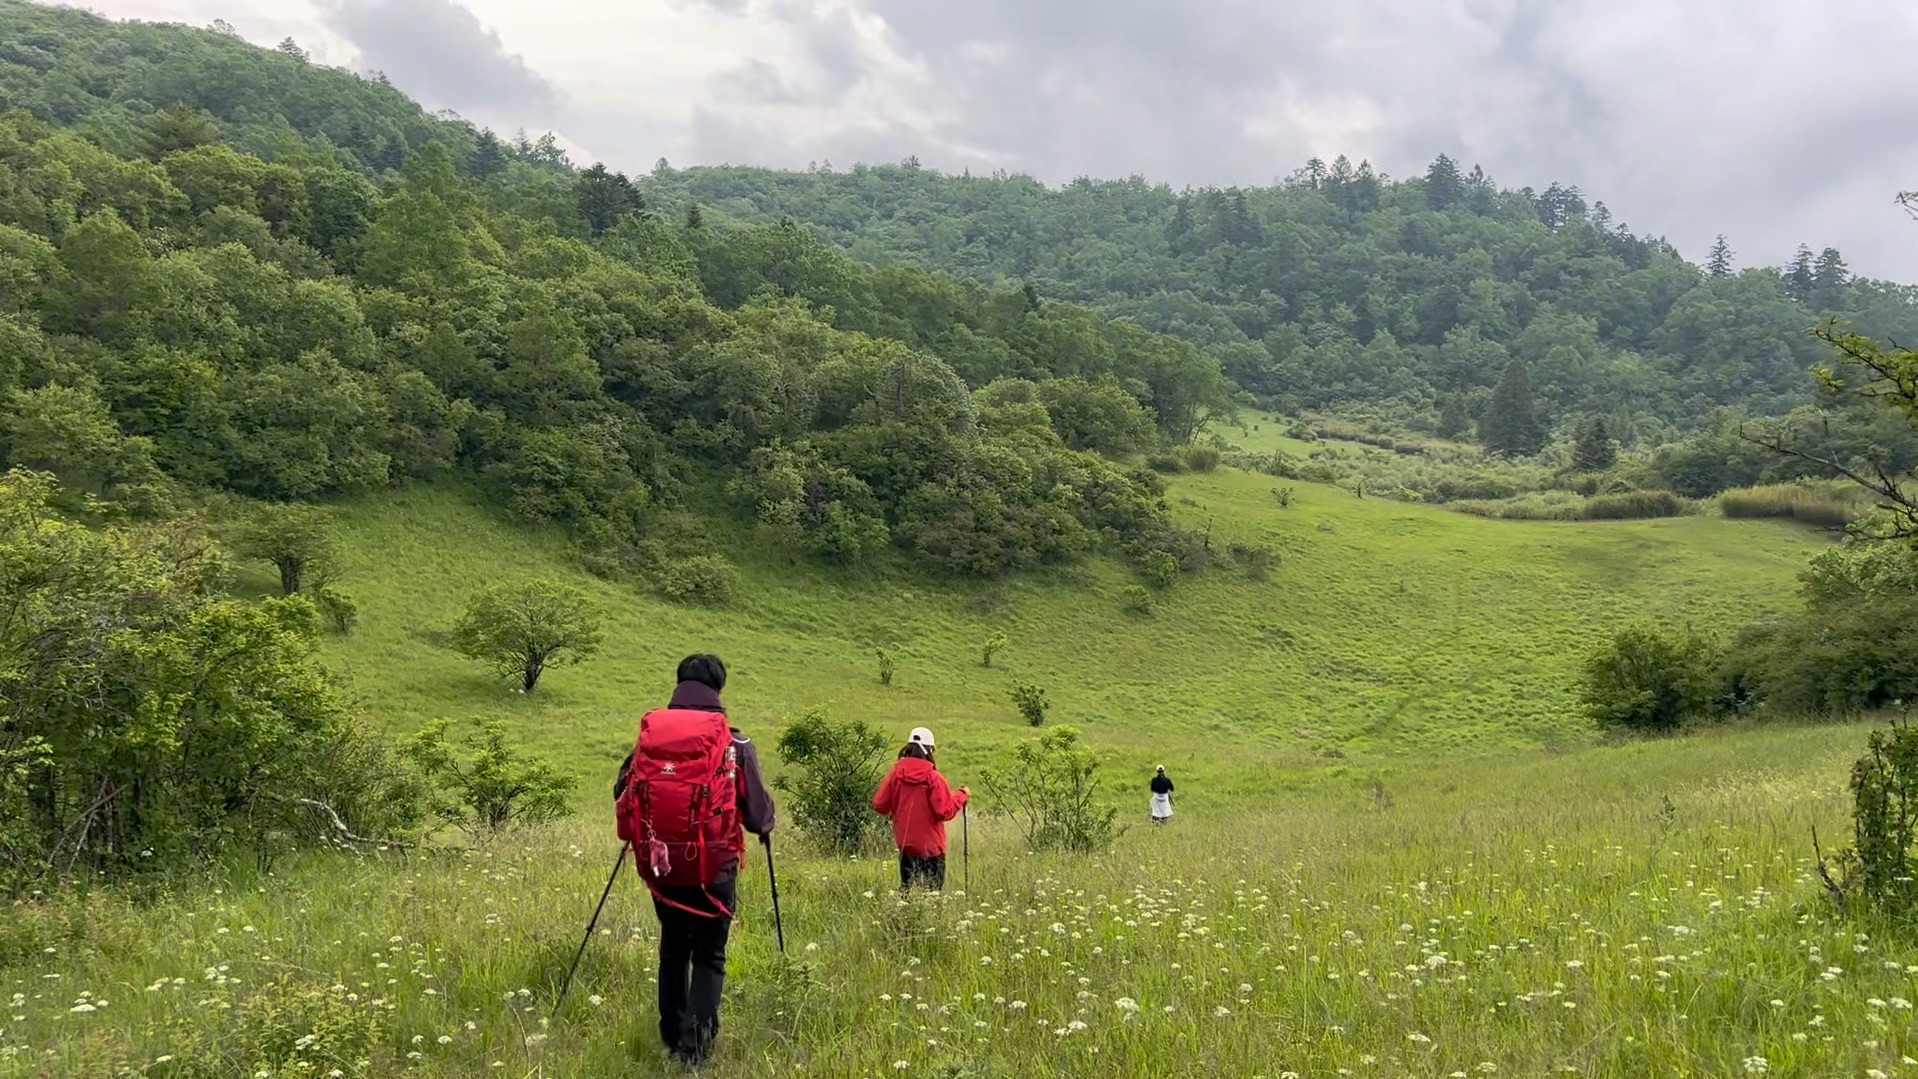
[1479,358,1545,457]
[1573,416,1618,472]
[1706,235,1734,277]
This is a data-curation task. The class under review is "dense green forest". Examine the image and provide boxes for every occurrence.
[647,161,1918,494]
[5,0,1917,514]
[0,0,1249,584]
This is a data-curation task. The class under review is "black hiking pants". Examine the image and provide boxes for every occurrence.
[899,853,946,891]
[652,877,737,1063]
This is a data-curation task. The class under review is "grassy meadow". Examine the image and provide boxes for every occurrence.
[5,466,1891,1079]
[312,468,1823,794]
[4,723,1911,1078]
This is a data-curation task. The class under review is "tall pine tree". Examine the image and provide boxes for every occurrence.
[1479,358,1545,457]
[1572,416,1618,471]
[1706,235,1734,277]
[1812,247,1851,309]
[1785,244,1815,301]
[1424,153,1465,210]
[575,163,643,236]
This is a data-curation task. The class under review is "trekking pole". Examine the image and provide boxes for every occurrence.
[553,841,628,1021]
[962,803,970,893]
[761,834,786,955]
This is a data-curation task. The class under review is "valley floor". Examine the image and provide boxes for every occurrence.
[5,721,1911,1078]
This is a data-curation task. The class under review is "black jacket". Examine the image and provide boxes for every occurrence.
[1150,774,1174,795]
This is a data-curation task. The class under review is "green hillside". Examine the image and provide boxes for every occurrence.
[317,472,1827,794]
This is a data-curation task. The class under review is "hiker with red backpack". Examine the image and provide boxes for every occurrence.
[614,654,775,1068]
[872,727,968,891]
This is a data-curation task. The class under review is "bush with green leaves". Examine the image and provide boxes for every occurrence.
[875,646,898,686]
[773,708,890,854]
[1119,584,1155,616]
[403,720,574,843]
[1580,625,1722,732]
[1140,549,1180,589]
[981,631,1008,668]
[450,579,602,693]
[1010,682,1050,727]
[659,554,739,606]
[314,585,358,635]
[1818,718,1918,916]
[0,470,421,891]
[980,725,1119,853]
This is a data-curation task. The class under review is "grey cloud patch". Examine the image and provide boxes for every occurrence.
[675,0,1918,278]
[320,0,561,122]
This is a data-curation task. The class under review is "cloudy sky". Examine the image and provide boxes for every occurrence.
[74,0,1918,280]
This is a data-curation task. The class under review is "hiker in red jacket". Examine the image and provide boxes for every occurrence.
[612,654,775,1068]
[872,726,968,891]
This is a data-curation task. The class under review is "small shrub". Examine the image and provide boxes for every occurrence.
[314,585,358,635]
[1010,682,1049,727]
[1275,486,1295,508]
[1140,549,1180,589]
[982,631,1008,668]
[1119,584,1155,616]
[1820,718,1918,915]
[1182,445,1222,473]
[876,646,898,686]
[1145,451,1186,474]
[1228,543,1278,581]
[659,554,739,606]
[774,707,890,855]
[980,725,1120,853]
[1580,625,1721,732]
[403,720,575,843]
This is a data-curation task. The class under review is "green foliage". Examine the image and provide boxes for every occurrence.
[1181,445,1222,473]
[0,469,419,890]
[772,707,889,854]
[1118,584,1156,616]
[979,725,1119,853]
[449,580,602,693]
[1581,625,1722,732]
[658,554,738,606]
[1578,490,1686,520]
[1010,682,1050,727]
[1480,358,1545,457]
[1825,718,1918,916]
[230,502,338,595]
[313,585,358,635]
[1572,417,1618,472]
[403,720,573,843]
[1139,549,1181,589]
[875,646,898,686]
[981,630,1008,668]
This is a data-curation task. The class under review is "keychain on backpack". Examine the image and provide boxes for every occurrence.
[645,822,672,878]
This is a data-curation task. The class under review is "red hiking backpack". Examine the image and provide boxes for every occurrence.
[615,708,743,917]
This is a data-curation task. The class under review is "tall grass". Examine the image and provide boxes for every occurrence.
[1718,482,1871,529]
[3,722,1912,1077]
[1451,490,1691,521]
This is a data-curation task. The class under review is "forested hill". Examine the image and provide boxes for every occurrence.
[0,0,1244,585]
[649,160,1918,442]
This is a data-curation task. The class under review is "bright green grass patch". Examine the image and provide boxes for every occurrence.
[312,470,1826,798]
[4,721,1910,1078]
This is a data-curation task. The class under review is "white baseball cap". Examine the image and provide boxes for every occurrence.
[909,726,936,748]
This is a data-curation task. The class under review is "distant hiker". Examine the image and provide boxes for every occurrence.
[613,654,775,1068]
[873,726,969,891]
[1150,765,1174,825]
